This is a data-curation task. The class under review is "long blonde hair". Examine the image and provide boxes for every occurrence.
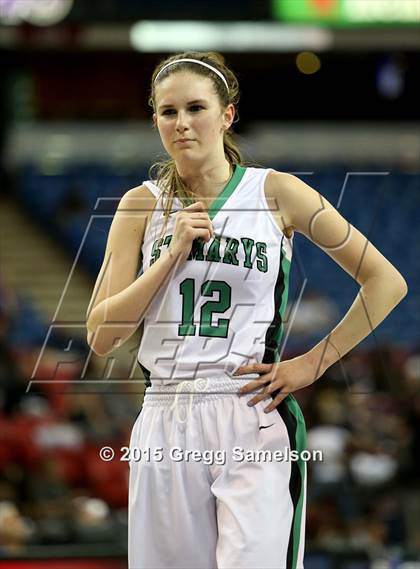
[148,51,244,230]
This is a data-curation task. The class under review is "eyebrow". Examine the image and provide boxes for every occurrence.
[158,99,207,110]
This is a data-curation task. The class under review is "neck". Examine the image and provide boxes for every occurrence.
[176,157,232,203]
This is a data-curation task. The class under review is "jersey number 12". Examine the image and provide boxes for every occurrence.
[179,278,231,338]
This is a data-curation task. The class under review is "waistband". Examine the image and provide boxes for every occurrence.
[142,375,260,408]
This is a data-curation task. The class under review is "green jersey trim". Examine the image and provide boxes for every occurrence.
[208,164,247,221]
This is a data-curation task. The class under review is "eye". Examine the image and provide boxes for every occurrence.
[160,105,204,116]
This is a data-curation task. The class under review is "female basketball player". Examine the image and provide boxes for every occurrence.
[86,52,408,569]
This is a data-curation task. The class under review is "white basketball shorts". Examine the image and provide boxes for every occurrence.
[128,376,307,569]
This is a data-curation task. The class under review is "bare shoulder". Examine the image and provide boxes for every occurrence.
[265,170,303,208]
[264,170,299,238]
[265,169,331,233]
[117,184,157,213]
[114,184,158,231]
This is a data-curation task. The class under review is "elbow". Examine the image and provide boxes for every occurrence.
[390,267,408,297]
[364,271,408,305]
[86,319,130,357]
[87,335,114,357]
[91,345,114,357]
[387,273,408,305]
[86,321,114,357]
[396,276,408,300]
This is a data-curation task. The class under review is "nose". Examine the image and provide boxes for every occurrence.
[175,110,189,133]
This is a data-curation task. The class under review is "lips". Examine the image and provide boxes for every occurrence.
[175,139,194,143]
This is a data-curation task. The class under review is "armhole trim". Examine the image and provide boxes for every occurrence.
[143,180,161,199]
[260,169,286,240]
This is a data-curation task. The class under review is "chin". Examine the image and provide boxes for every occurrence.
[175,149,202,161]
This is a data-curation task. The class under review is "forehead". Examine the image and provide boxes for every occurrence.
[154,71,218,106]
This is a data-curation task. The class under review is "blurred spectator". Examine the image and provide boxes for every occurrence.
[307,387,350,486]
[72,497,116,543]
[291,288,339,338]
[349,452,397,486]
[26,456,74,544]
[0,501,33,556]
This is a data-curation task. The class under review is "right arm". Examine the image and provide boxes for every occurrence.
[86,188,213,356]
[86,184,156,355]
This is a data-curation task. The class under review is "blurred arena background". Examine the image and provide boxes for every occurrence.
[0,0,419,567]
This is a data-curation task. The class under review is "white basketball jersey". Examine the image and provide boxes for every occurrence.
[137,165,293,385]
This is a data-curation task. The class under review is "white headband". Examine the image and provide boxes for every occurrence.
[154,58,229,92]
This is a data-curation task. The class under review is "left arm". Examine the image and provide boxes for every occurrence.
[236,172,408,411]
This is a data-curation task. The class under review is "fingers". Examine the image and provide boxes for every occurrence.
[190,220,214,241]
[194,228,213,242]
[188,212,213,220]
[171,201,216,262]
[188,219,213,230]
[238,375,270,395]
[234,361,292,413]
[264,392,288,413]
[247,387,272,408]
[245,383,289,412]
[183,201,206,211]
[178,205,214,238]
[234,363,273,377]
[177,216,214,240]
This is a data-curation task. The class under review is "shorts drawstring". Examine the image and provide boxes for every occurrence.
[169,378,210,424]
[142,375,259,424]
